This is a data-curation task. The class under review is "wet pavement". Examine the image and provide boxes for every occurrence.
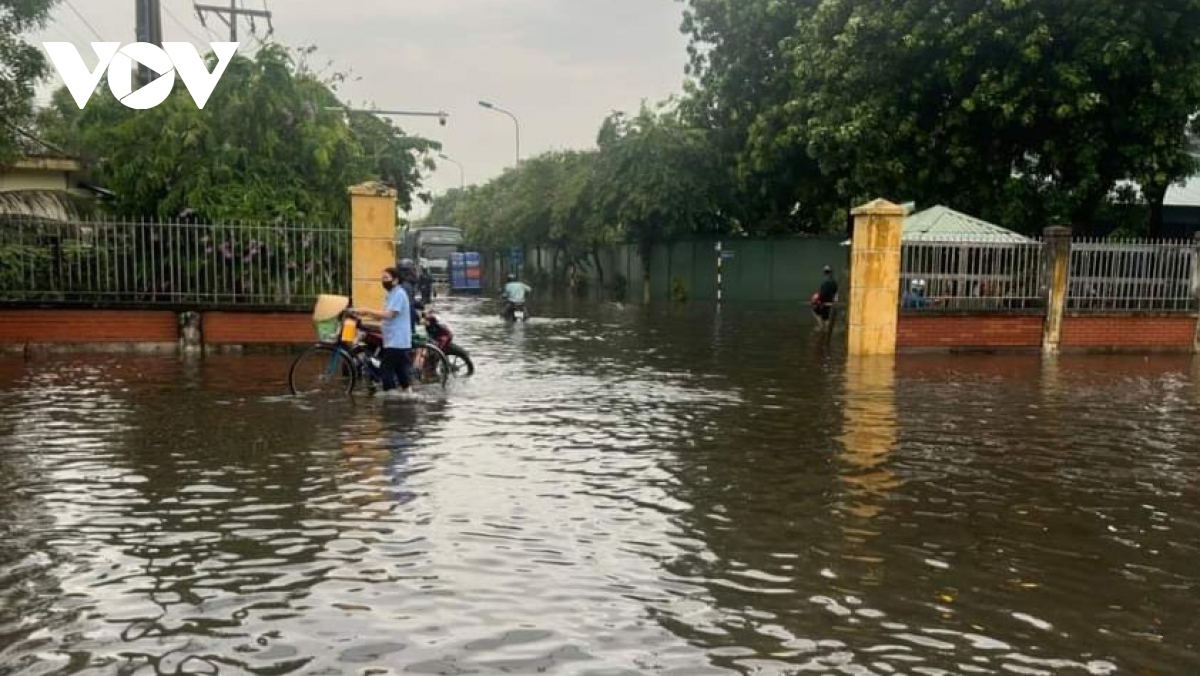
[1,298,1198,674]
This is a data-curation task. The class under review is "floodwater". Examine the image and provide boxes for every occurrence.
[1,299,1198,675]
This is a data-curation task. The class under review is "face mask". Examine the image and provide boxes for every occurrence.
[382,280,395,291]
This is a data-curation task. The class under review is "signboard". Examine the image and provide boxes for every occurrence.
[720,251,735,260]
[509,247,524,267]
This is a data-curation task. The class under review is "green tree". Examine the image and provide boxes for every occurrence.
[37,43,436,223]
[789,0,1200,234]
[590,106,728,299]
[679,0,842,234]
[422,187,468,227]
[0,0,58,159]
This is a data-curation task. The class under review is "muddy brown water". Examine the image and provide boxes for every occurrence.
[1,299,1197,674]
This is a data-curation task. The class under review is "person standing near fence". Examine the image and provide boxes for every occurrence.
[353,267,413,397]
[812,265,839,331]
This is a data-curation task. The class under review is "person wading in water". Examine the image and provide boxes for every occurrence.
[811,265,839,332]
[352,267,413,397]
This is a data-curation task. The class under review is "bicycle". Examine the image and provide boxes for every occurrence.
[288,312,450,396]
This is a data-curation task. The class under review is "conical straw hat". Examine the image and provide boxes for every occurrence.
[313,294,349,321]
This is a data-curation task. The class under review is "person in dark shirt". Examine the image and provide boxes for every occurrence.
[812,265,839,330]
[397,258,425,331]
[418,267,434,305]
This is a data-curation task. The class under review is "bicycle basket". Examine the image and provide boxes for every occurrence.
[314,318,340,342]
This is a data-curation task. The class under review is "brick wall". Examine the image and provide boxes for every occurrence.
[0,309,178,344]
[898,312,1044,351]
[1062,314,1197,351]
[201,312,314,345]
[0,309,314,348]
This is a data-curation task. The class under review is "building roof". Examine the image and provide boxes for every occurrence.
[903,205,1033,242]
[841,205,1033,245]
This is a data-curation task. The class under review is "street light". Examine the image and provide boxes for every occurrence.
[438,153,465,190]
[479,100,521,165]
[326,106,450,126]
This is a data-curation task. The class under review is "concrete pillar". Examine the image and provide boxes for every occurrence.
[1041,226,1072,355]
[349,181,399,311]
[847,199,905,356]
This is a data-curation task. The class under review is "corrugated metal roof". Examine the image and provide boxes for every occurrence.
[841,205,1032,245]
[902,205,1033,242]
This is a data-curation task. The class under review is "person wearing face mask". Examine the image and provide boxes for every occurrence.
[352,267,413,396]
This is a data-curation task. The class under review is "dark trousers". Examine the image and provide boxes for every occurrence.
[379,348,413,391]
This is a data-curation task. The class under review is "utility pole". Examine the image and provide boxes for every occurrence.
[135,0,164,87]
[194,1,272,42]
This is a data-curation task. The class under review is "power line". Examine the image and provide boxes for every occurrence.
[163,2,207,43]
[194,1,272,42]
[63,0,103,41]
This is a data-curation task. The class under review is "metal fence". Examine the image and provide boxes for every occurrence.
[0,216,350,309]
[900,239,1045,311]
[1068,238,1197,312]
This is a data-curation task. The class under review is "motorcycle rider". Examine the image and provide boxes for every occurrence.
[397,258,425,330]
[502,272,532,319]
[418,266,435,305]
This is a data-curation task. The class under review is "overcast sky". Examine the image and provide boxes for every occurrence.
[30,0,690,216]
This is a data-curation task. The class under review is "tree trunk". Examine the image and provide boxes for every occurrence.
[640,241,652,304]
[592,245,605,292]
[1146,182,1168,239]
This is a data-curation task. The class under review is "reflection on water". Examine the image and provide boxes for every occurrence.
[1,300,1198,675]
[838,356,899,521]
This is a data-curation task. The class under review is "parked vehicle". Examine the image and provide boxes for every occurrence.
[424,311,474,377]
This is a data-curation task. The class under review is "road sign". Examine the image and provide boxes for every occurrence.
[721,250,735,260]
[509,247,524,266]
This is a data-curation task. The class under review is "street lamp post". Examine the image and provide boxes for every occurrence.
[326,107,450,126]
[478,100,521,165]
[438,153,465,190]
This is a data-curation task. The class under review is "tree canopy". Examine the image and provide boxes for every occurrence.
[0,0,58,160]
[439,0,1200,248]
[35,44,437,223]
[434,105,723,279]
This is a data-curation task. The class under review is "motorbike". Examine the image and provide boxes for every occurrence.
[425,313,475,377]
[502,300,529,323]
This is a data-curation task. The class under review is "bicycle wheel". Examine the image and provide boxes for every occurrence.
[411,344,450,388]
[348,345,382,393]
[288,344,358,395]
[445,344,475,377]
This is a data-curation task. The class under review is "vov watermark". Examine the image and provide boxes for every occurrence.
[42,42,239,110]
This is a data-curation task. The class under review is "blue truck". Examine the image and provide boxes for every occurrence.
[448,251,483,295]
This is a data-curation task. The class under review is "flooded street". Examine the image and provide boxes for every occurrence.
[1,299,1198,675]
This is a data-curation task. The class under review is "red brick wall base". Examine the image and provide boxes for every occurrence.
[202,312,314,345]
[0,309,315,351]
[897,311,1198,353]
[898,313,1045,351]
[1062,314,1197,352]
[0,309,179,344]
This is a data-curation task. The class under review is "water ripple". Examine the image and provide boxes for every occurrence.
[0,307,1196,674]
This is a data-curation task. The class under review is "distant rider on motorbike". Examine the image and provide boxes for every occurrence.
[502,273,532,320]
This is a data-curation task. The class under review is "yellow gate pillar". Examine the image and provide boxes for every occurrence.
[1041,226,1072,355]
[349,181,398,311]
[848,199,905,356]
